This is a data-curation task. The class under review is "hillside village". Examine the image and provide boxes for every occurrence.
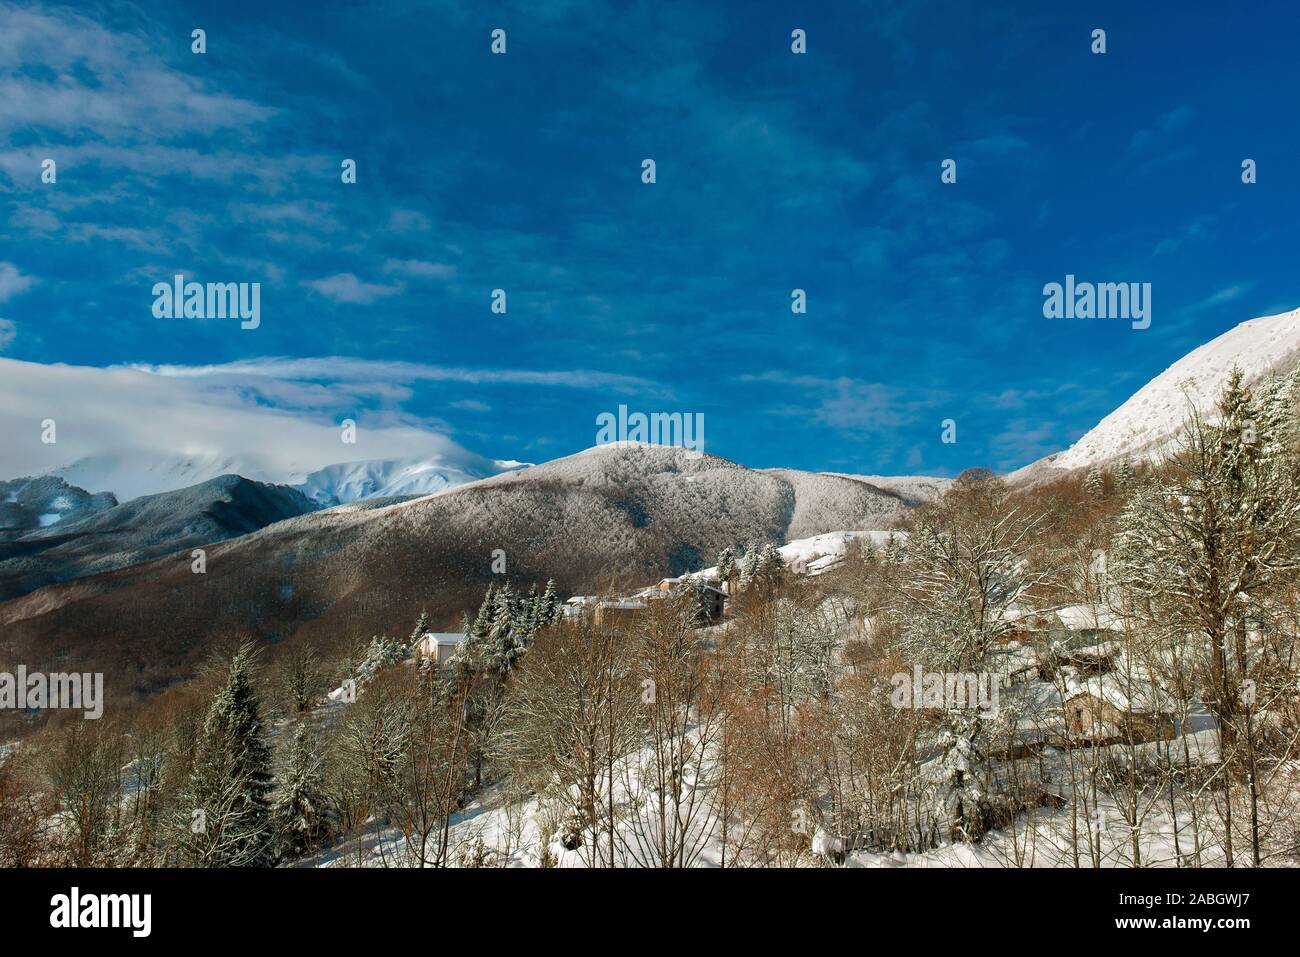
[423,536,1211,767]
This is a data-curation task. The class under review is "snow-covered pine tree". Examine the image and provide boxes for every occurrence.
[487,583,522,675]
[179,644,275,867]
[757,541,785,583]
[1084,464,1104,498]
[739,542,758,588]
[884,533,904,565]
[356,634,407,684]
[716,546,736,593]
[1114,459,1136,490]
[540,579,560,626]
[407,610,430,651]
[271,722,333,862]
[520,584,541,647]
[469,585,496,643]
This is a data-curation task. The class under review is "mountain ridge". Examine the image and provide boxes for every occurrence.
[1011,307,1300,483]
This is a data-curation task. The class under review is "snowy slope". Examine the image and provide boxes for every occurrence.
[1015,307,1300,478]
[825,473,951,505]
[685,529,907,584]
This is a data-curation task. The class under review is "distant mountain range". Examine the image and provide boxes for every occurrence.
[47,450,525,507]
[0,475,315,601]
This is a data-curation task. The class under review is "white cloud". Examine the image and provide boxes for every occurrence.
[0,262,36,301]
[0,318,14,352]
[0,357,490,495]
[0,355,668,496]
[302,273,402,304]
[1185,282,1257,316]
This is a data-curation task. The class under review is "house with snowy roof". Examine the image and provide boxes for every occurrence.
[414,632,468,666]
[1063,674,1175,743]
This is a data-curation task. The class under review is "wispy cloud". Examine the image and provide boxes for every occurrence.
[1184,282,1257,316]
[302,273,403,304]
[131,356,662,395]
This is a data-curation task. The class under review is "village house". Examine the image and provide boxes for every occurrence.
[657,577,726,621]
[1063,676,1175,744]
[593,598,647,627]
[561,595,599,619]
[414,632,468,666]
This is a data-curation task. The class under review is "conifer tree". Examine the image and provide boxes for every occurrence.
[716,547,736,594]
[1084,464,1104,498]
[540,579,560,626]
[407,610,430,650]
[271,722,333,862]
[180,644,275,867]
[487,584,521,675]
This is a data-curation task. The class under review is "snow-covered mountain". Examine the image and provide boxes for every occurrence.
[1014,307,1300,481]
[49,449,282,503]
[0,475,117,535]
[40,449,524,507]
[0,474,314,601]
[294,456,527,508]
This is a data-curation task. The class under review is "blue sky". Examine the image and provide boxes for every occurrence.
[2,0,1299,477]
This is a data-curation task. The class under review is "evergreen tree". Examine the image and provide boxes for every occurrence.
[520,584,541,646]
[1084,464,1104,498]
[1114,458,1136,490]
[469,585,496,643]
[716,547,735,594]
[487,584,522,675]
[356,634,406,684]
[180,644,275,867]
[757,541,785,582]
[407,610,430,650]
[540,579,560,626]
[739,544,759,587]
[271,722,333,862]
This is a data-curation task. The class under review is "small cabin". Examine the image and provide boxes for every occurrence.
[414,632,468,666]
